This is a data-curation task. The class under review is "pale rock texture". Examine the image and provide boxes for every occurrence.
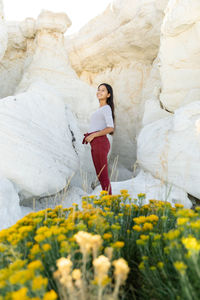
[0,175,24,229]
[141,58,171,127]
[159,0,200,111]
[137,0,200,204]
[0,11,98,199]
[137,100,200,201]
[66,0,168,74]
[0,0,7,60]
[0,20,28,98]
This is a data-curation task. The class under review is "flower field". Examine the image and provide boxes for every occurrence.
[0,190,200,299]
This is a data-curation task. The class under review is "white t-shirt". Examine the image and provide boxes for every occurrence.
[88,104,114,133]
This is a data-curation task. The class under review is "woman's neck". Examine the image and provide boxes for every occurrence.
[99,100,107,107]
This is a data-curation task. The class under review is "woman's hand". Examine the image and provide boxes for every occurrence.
[85,133,97,143]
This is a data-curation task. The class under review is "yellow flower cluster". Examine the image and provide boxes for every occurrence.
[1,188,199,300]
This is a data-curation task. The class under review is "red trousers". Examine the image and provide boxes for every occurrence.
[82,132,112,195]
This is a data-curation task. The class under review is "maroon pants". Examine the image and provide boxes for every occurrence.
[82,132,112,195]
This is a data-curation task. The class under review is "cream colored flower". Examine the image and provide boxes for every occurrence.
[56,256,72,275]
[74,231,93,255]
[91,235,103,258]
[113,258,130,283]
[72,269,81,281]
[104,247,113,260]
[93,255,111,285]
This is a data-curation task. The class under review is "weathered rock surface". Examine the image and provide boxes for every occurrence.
[0,11,97,198]
[0,0,7,60]
[159,0,200,111]
[137,101,200,200]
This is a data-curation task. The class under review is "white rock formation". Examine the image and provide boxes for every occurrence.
[0,0,7,60]
[0,20,28,98]
[159,0,200,111]
[66,0,168,74]
[0,175,24,229]
[141,58,171,127]
[137,100,200,201]
[0,11,99,199]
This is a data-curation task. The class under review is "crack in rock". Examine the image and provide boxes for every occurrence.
[68,124,78,156]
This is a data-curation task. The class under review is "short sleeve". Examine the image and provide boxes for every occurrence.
[102,105,114,128]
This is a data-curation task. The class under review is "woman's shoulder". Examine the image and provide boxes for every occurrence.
[101,104,111,111]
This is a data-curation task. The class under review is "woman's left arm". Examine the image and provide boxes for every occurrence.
[85,127,114,143]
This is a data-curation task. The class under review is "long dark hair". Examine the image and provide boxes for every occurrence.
[98,83,115,134]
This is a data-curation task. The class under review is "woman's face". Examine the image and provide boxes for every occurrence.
[97,85,110,101]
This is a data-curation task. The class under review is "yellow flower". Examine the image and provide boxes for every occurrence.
[157,262,164,269]
[150,266,156,271]
[139,261,145,270]
[11,287,29,300]
[142,223,153,231]
[111,224,121,231]
[164,229,180,240]
[164,246,170,254]
[138,193,146,198]
[173,261,187,275]
[136,239,146,246]
[177,218,189,226]
[176,209,196,218]
[120,189,128,194]
[9,259,27,271]
[27,260,44,271]
[42,243,52,252]
[154,234,161,240]
[132,225,142,232]
[140,235,149,241]
[190,220,200,229]
[9,269,34,285]
[34,234,46,243]
[142,256,148,261]
[18,226,33,235]
[182,237,200,252]
[100,191,108,196]
[43,290,58,300]
[57,234,66,242]
[0,280,6,288]
[104,207,111,211]
[146,215,159,223]
[32,275,48,291]
[103,233,112,240]
[26,241,33,248]
[133,216,146,224]
[29,244,41,257]
[112,241,125,248]
[175,204,184,209]
[101,195,111,201]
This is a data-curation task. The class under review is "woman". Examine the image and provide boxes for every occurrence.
[82,83,115,195]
